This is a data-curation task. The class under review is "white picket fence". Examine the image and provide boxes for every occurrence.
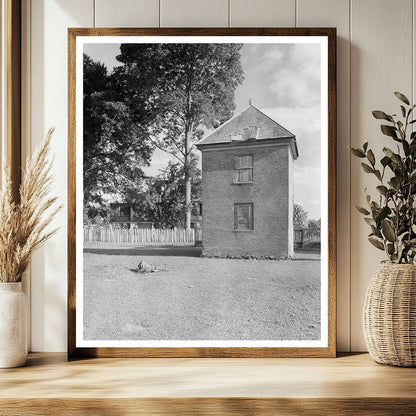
[84,225,201,244]
[294,228,321,247]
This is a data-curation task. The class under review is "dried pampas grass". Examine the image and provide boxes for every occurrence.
[0,128,61,282]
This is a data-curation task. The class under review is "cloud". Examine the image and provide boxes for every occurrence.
[294,168,321,220]
[261,106,321,169]
[269,44,321,107]
[262,106,322,220]
[244,43,321,108]
[142,149,175,177]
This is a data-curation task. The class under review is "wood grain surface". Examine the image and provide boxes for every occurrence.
[2,398,416,416]
[1,353,416,415]
[67,27,336,358]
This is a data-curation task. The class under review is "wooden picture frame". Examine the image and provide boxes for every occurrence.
[68,28,336,358]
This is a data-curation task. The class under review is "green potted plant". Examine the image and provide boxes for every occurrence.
[0,128,60,368]
[352,92,416,366]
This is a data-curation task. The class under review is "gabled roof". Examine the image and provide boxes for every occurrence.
[197,105,296,152]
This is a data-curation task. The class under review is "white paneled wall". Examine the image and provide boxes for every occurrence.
[28,0,94,352]
[160,0,229,27]
[350,0,413,351]
[95,0,159,27]
[297,0,351,354]
[24,0,416,352]
[230,0,295,27]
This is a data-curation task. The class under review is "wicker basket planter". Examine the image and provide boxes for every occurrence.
[363,262,416,367]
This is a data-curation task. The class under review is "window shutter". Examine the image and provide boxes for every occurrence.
[234,156,239,183]
[233,170,239,183]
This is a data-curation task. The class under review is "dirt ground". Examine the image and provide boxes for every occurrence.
[83,245,321,341]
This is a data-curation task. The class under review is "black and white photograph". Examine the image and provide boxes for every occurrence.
[72,32,333,352]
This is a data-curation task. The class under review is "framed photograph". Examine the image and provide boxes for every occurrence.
[68,28,336,358]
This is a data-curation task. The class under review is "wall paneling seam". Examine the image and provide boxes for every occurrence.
[348,0,352,353]
[29,0,31,351]
[411,0,416,123]
[295,0,297,28]
[26,0,32,351]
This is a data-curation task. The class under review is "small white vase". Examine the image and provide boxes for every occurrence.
[0,282,28,368]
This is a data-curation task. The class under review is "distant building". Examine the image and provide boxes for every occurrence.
[109,203,153,228]
[191,201,203,229]
[196,104,298,258]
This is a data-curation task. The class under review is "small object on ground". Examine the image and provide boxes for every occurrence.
[136,260,168,273]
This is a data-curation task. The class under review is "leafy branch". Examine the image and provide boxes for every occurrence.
[352,92,416,264]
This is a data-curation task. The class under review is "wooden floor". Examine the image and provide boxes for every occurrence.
[1,352,416,415]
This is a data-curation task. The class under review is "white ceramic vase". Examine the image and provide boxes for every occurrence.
[0,282,28,368]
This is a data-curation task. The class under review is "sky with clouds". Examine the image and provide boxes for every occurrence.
[84,42,322,220]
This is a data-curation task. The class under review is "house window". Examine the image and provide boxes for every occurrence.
[234,203,254,230]
[120,206,130,217]
[234,155,253,183]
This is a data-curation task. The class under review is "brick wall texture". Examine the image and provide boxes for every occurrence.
[201,143,293,258]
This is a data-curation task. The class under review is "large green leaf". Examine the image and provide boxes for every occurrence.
[371,225,382,238]
[383,147,402,164]
[381,219,396,242]
[381,125,399,141]
[387,243,395,255]
[361,163,374,174]
[356,206,370,215]
[371,201,380,210]
[394,91,410,105]
[367,149,375,165]
[389,176,401,189]
[376,206,390,224]
[380,156,390,167]
[403,140,410,156]
[369,237,385,251]
[350,147,366,158]
[376,185,388,196]
[372,110,394,122]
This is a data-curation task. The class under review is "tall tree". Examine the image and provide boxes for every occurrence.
[83,54,152,219]
[136,159,201,228]
[293,204,308,229]
[114,44,244,229]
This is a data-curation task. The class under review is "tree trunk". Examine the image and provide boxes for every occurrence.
[185,169,191,230]
[184,124,192,230]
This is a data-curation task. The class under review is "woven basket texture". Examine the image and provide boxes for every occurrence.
[363,262,416,367]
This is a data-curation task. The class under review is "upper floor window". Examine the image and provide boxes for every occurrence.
[120,206,131,217]
[234,155,253,183]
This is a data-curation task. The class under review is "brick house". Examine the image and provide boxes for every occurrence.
[196,104,298,258]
